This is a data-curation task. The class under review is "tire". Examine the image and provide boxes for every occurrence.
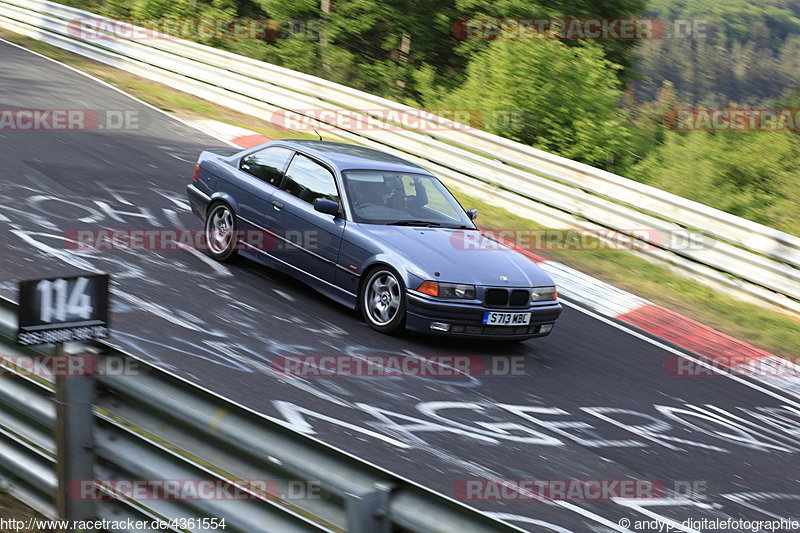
[205,202,239,262]
[360,267,407,334]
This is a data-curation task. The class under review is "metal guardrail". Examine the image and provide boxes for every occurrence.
[0,0,798,317]
[0,294,524,532]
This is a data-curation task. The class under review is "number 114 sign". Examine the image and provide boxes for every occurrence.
[17,274,110,346]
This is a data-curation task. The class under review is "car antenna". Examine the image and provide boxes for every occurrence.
[313,129,323,141]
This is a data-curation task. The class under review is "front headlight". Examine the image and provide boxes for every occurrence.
[417,281,476,299]
[440,282,476,299]
[531,286,557,302]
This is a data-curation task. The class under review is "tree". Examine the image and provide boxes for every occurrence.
[631,128,800,235]
[452,0,648,84]
[420,38,634,169]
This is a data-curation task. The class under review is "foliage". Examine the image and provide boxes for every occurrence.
[630,128,800,234]
[417,38,635,169]
[635,0,800,105]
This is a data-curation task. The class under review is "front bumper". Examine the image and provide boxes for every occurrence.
[405,291,562,339]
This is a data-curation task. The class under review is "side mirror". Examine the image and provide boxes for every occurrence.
[314,198,340,216]
[467,208,478,221]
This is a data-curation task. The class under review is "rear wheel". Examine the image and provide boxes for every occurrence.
[205,202,239,262]
[360,268,406,334]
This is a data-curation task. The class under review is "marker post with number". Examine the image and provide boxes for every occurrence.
[17,274,110,346]
[17,273,110,525]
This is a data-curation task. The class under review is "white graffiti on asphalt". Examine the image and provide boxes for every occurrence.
[268,400,800,453]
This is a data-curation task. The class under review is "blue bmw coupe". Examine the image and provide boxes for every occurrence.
[187,140,561,340]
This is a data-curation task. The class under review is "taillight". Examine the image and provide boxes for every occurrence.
[193,164,200,181]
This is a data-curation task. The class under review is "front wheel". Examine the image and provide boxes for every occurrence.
[360,268,407,334]
[205,202,239,262]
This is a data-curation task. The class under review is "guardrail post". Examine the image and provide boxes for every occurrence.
[345,483,392,533]
[54,342,96,527]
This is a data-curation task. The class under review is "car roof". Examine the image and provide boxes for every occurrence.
[272,139,432,175]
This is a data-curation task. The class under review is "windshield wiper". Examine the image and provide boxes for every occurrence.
[387,220,441,227]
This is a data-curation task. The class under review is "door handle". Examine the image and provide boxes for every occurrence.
[272,200,284,210]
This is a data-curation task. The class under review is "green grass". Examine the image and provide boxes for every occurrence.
[3,28,798,358]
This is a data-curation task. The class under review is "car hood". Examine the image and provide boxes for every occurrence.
[358,225,554,287]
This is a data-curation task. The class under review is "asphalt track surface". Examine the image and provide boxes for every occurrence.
[1,40,799,532]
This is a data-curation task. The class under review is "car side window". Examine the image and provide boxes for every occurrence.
[240,147,293,187]
[283,154,340,204]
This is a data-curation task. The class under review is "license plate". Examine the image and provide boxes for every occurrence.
[482,312,531,326]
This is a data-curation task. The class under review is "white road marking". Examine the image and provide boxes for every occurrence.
[0,39,240,147]
[560,299,800,410]
[540,262,648,317]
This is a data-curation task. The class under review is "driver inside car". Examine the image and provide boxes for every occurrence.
[382,175,428,211]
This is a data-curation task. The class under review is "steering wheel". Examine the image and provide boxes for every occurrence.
[353,200,380,211]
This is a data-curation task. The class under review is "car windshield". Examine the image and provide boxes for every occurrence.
[343,171,475,228]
